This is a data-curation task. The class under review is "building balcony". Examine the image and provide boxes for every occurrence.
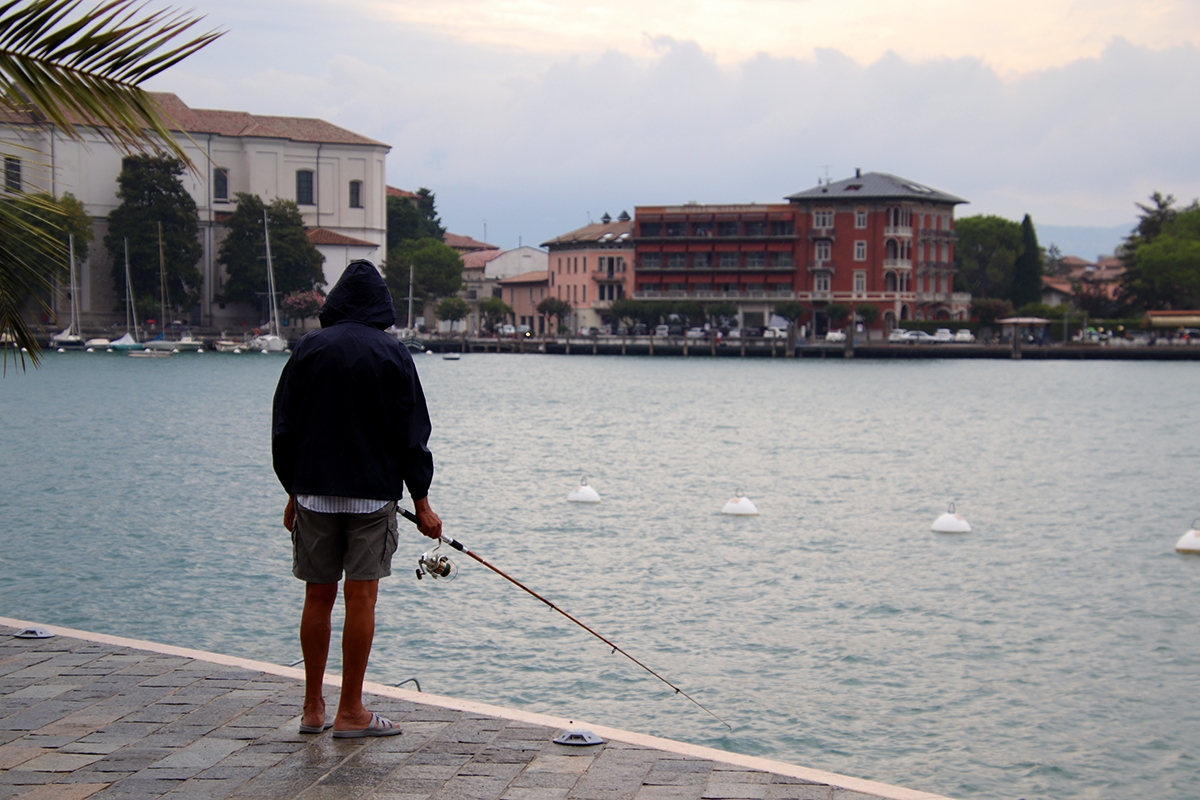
[636,233,799,243]
[919,229,957,241]
[632,290,796,300]
[807,259,835,273]
[807,227,836,241]
[591,273,625,283]
[884,225,913,237]
[916,291,952,303]
[883,258,913,270]
[591,300,614,310]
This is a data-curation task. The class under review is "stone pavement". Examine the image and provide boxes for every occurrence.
[0,620,953,800]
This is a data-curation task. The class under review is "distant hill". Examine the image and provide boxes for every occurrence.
[1034,223,1134,261]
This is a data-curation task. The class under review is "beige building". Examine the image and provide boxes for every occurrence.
[1,92,389,329]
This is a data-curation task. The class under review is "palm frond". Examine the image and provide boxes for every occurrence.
[0,192,68,372]
[0,0,223,165]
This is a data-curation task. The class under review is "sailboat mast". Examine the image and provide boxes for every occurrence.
[263,209,281,337]
[68,234,79,337]
[124,238,140,341]
[407,263,414,329]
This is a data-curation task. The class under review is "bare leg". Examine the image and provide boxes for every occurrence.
[300,582,338,729]
[333,578,378,730]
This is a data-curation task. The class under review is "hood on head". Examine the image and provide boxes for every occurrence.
[318,260,396,330]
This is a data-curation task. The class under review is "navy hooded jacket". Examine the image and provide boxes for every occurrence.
[271,260,434,501]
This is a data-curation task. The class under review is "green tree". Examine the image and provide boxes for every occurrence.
[954,215,1024,300]
[0,0,220,366]
[386,188,446,251]
[1,193,92,337]
[1119,193,1199,311]
[970,297,1015,324]
[855,304,880,343]
[1128,206,1200,310]
[435,296,470,329]
[478,296,513,333]
[1045,243,1066,276]
[1011,214,1044,308]
[706,301,739,327]
[608,297,639,332]
[104,153,203,317]
[384,237,463,311]
[537,296,573,333]
[825,303,851,329]
[218,193,324,308]
[773,300,807,349]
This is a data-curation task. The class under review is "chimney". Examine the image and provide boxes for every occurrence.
[855,167,861,178]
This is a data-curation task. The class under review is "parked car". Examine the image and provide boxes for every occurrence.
[743,327,763,338]
[824,329,847,342]
[954,329,976,343]
[686,327,706,339]
[499,324,516,337]
[905,330,938,343]
[577,326,599,337]
[654,324,670,337]
[888,329,909,343]
[725,328,742,339]
[762,326,786,339]
[516,325,532,337]
[933,328,955,342]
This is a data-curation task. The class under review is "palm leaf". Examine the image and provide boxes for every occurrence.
[0,0,223,164]
[0,192,68,372]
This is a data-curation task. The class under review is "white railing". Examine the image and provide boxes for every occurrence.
[884,225,913,237]
[883,258,913,269]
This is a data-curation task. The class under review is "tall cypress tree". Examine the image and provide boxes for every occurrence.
[1011,214,1043,308]
[104,154,203,316]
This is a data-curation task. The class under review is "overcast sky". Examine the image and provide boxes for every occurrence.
[146,0,1200,255]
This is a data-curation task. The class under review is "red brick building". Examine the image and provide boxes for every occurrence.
[633,171,969,334]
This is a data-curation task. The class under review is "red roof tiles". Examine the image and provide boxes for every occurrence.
[306,228,377,247]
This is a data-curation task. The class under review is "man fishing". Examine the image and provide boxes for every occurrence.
[272,259,441,738]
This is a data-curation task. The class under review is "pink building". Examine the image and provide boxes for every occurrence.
[541,212,634,330]
[498,271,550,334]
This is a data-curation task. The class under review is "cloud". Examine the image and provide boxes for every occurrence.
[151,11,1200,249]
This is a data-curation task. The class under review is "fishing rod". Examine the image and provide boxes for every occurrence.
[399,508,731,729]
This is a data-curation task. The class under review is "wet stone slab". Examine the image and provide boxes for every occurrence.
[1,626,947,800]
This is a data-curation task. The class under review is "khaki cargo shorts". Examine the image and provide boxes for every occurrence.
[292,501,399,583]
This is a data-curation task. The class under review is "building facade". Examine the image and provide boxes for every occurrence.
[1,92,389,329]
[632,172,969,333]
[456,246,548,333]
[498,271,550,333]
[541,212,634,331]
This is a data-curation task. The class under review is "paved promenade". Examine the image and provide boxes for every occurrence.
[0,619,954,800]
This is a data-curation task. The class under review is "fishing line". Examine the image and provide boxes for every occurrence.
[399,508,731,729]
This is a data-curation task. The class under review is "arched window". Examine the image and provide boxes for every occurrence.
[885,272,898,292]
[886,239,899,260]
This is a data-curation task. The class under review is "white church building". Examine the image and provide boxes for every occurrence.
[0,92,389,330]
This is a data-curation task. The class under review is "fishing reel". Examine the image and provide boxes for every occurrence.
[415,543,457,582]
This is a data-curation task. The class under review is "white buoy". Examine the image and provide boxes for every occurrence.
[932,502,971,533]
[1176,519,1200,554]
[568,477,601,504]
[721,491,758,516]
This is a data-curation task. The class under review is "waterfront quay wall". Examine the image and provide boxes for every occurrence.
[423,337,1200,360]
[1,617,956,800]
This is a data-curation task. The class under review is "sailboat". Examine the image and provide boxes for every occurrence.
[247,209,287,353]
[49,235,85,349]
[144,223,202,352]
[110,239,143,351]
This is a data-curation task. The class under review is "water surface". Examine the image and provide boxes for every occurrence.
[2,351,1198,800]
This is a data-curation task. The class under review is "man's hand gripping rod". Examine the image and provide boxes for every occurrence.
[399,508,731,729]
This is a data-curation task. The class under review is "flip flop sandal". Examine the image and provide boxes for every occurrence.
[332,712,402,739]
[299,717,333,734]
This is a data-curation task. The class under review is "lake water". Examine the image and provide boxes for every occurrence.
[2,350,1198,800]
